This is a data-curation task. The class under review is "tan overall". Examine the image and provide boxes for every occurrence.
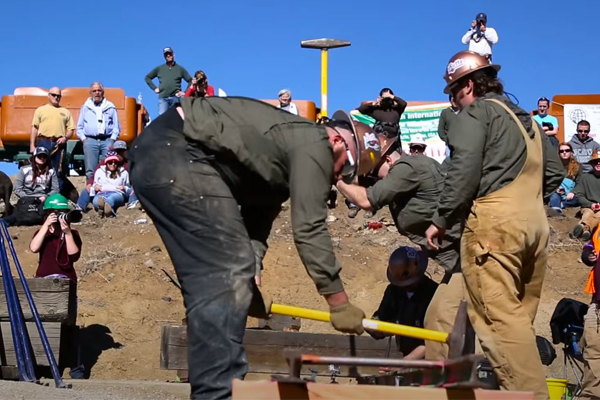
[424,271,465,360]
[461,99,549,399]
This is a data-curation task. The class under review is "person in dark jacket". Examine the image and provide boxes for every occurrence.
[571,151,600,240]
[367,247,438,360]
[337,147,463,360]
[129,98,384,400]
[580,229,600,399]
[356,88,407,138]
[547,142,581,217]
[569,120,600,173]
[425,51,563,399]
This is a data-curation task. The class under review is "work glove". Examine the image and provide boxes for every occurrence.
[330,302,365,335]
[247,281,272,319]
[365,317,387,340]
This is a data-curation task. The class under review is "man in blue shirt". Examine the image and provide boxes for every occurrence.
[533,97,559,148]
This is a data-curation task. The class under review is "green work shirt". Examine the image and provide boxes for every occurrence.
[145,62,192,98]
[437,107,458,145]
[574,172,600,208]
[366,154,461,247]
[181,97,343,295]
[432,93,564,230]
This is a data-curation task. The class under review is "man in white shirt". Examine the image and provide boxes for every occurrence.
[461,13,499,61]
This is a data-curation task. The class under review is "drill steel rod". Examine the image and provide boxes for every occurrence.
[1,221,67,388]
[0,227,36,381]
[271,303,449,343]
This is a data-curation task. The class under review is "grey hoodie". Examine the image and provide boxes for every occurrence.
[569,134,600,172]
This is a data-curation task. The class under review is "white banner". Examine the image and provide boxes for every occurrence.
[563,104,600,142]
[350,102,450,163]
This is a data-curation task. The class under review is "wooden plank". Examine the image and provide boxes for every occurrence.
[0,278,75,324]
[0,321,61,366]
[232,380,535,400]
[161,326,401,376]
[257,315,301,332]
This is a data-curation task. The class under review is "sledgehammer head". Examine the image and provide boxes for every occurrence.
[447,300,476,358]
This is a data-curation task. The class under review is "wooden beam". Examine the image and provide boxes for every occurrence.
[0,278,75,324]
[161,326,401,377]
[0,321,61,367]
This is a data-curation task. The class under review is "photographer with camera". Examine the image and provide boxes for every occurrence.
[357,88,407,138]
[533,97,559,148]
[461,13,498,61]
[30,194,82,283]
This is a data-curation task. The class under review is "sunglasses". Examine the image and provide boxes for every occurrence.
[578,130,590,133]
[559,149,571,154]
[35,153,48,158]
[49,93,61,99]
[106,161,118,166]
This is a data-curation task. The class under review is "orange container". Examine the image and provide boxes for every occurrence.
[0,87,148,147]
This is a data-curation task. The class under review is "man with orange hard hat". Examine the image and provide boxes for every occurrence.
[425,51,564,398]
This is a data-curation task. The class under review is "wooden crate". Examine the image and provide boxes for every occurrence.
[0,321,61,367]
[0,278,76,324]
[0,278,75,373]
[161,325,400,377]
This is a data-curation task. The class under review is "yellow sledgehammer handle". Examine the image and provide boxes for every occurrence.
[270,303,449,343]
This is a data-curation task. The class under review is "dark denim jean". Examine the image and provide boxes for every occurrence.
[37,138,67,190]
[83,137,112,179]
[130,131,253,400]
[158,96,181,115]
[549,192,579,210]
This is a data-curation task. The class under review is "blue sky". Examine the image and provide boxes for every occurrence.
[0,0,598,173]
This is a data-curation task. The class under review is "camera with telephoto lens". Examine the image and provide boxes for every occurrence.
[58,210,83,224]
[380,97,394,108]
[542,122,554,130]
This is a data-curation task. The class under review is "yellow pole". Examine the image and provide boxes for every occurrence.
[271,303,448,343]
[320,49,329,118]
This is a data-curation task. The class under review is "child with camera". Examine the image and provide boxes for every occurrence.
[29,194,82,282]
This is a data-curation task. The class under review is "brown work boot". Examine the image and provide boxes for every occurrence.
[582,227,592,241]
[96,197,106,218]
[104,202,114,218]
[570,224,584,239]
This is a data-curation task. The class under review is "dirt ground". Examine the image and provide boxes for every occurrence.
[2,176,589,387]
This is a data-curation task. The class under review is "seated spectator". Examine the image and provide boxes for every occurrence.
[4,147,59,227]
[366,247,438,360]
[277,89,298,115]
[356,88,407,138]
[30,194,82,282]
[76,82,121,180]
[78,141,139,211]
[91,154,130,218]
[548,143,581,216]
[571,151,600,240]
[569,120,600,173]
[580,230,600,399]
[184,70,215,98]
[409,136,427,155]
[533,97,559,148]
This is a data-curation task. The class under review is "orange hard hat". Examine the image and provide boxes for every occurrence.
[443,50,500,94]
[331,110,391,182]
